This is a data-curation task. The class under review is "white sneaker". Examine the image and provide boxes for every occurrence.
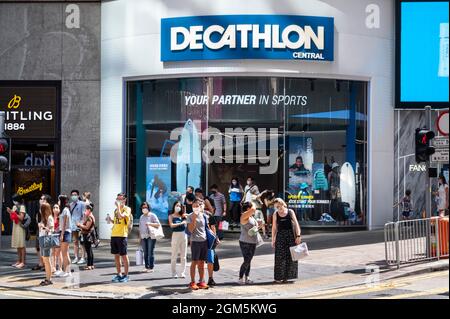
[238,277,246,285]
[180,273,186,278]
[245,277,253,284]
[54,270,65,277]
[60,272,71,278]
[173,274,178,279]
[71,258,79,264]
[77,258,86,264]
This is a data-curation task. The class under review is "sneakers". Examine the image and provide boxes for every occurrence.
[119,275,129,283]
[71,257,79,264]
[189,282,199,290]
[172,274,178,279]
[245,277,253,284]
[238,277,246,285]
[77,258,86,265]
[197,282,209,289]
[54,270,65,277]
[180,273,186,278]
[112,274,122,283]
[60,272,72,278]
[207,278,216,287]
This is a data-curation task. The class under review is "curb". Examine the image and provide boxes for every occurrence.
[384,260,449,281]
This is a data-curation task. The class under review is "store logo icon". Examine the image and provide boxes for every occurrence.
[7,95,21,109]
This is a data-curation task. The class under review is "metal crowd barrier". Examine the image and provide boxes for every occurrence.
[385,217,449,268]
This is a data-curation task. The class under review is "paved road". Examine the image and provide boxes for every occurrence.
[0,231,448,299]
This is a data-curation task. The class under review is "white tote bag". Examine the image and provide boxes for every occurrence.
[135,248,144,266]
[289,242,309,261]
[149,225,165,240]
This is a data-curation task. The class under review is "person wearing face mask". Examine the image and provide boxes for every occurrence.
[77,204,96,270]
[32,194,52,271]
[69,190,86,265]
[186,199,211,290]
[169,201,188,278]
[209,184,226,240]
[243,177,260,205]
[57,195,72,278]
[435,175,449,217]
[7,194,27,269]
[51,204,64,276]
[138,202,161,273]
[228,177,244,227]
[272,198,301,284]
[106,193,132,283]
[182,186,195,214]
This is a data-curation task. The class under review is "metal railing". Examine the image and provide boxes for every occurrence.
[385,217,449,268]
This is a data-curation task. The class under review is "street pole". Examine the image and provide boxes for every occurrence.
[0,111,5,249]
[425,105,432,218]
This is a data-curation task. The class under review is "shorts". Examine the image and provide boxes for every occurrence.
[72,230,80,241]
[191,240,208,261]
[62,231,72,243]
[206,249,215,264]
[402,211,411,218]
[38,237,52,257]
[111,237,128,256]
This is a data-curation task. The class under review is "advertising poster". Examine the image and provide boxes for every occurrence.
[146,157,171,222]
[287,136,313,217]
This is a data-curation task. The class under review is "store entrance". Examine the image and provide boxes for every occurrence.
[1,142,59,235]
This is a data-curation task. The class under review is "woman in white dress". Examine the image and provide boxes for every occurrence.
[436,175,449,217]
[7,194,27,269]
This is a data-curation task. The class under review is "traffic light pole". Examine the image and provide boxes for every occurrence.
[0,111,5,249]
[425,105,432,218]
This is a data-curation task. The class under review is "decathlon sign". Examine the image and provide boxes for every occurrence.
[161,15,334,62]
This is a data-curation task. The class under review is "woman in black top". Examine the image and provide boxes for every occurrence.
[271,198,301,283]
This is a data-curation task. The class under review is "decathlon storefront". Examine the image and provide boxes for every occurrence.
[100,0,395,238]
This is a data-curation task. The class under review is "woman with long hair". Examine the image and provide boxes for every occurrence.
[51,203,64,276]
[271,198,301,283]
[77,204,96,270]
[168,201,188,278]
[228,177,244,227]
[57,195,72,278]
[38,203,54,286]
[8,194,27,269]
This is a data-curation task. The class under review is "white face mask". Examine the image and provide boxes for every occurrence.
[175,206,182,213]
[142,208,149,214]
[247,181,252,185]
[193,207,201,214]
[13,201,19,206]
[39,199,44,205]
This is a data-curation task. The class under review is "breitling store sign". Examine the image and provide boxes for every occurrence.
[0,85,58,139]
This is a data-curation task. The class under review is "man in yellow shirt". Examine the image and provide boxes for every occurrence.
[107,193,132,283]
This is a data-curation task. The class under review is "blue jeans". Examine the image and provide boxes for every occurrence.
[141,238,156,269]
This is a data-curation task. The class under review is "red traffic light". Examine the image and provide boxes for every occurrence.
[0,138,8,154]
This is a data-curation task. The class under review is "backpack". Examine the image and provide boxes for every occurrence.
[88,226,100,248]
[20,213,31,241]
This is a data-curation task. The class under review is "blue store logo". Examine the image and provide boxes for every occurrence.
[161,15,334,62]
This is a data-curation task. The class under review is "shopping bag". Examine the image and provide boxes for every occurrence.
[135,249,144,266]
[221,221,229,231]
[289,242,309,261]
[256,232,265,248]
[149,225,165,240]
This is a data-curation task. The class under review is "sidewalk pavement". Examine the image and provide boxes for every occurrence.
[0,230,448,299]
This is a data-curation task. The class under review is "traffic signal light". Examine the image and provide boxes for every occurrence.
[415,128,435,163]
[0,137,10,172]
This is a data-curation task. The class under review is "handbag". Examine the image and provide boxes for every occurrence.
[135,248,144,266]
[150,225,165,240]
[289,242,309,261]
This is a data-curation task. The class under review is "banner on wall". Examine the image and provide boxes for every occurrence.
[146,157,171,221]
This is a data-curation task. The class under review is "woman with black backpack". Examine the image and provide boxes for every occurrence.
[7,194,28,269]
[77,204,96,270]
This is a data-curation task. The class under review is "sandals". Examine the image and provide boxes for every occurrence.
[15,263,25,269]
[39,280,53,286]
[83,266,93,270]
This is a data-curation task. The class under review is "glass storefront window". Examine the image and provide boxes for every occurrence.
[126,77,368,227]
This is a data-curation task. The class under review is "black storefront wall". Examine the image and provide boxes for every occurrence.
[0,81,61,235]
